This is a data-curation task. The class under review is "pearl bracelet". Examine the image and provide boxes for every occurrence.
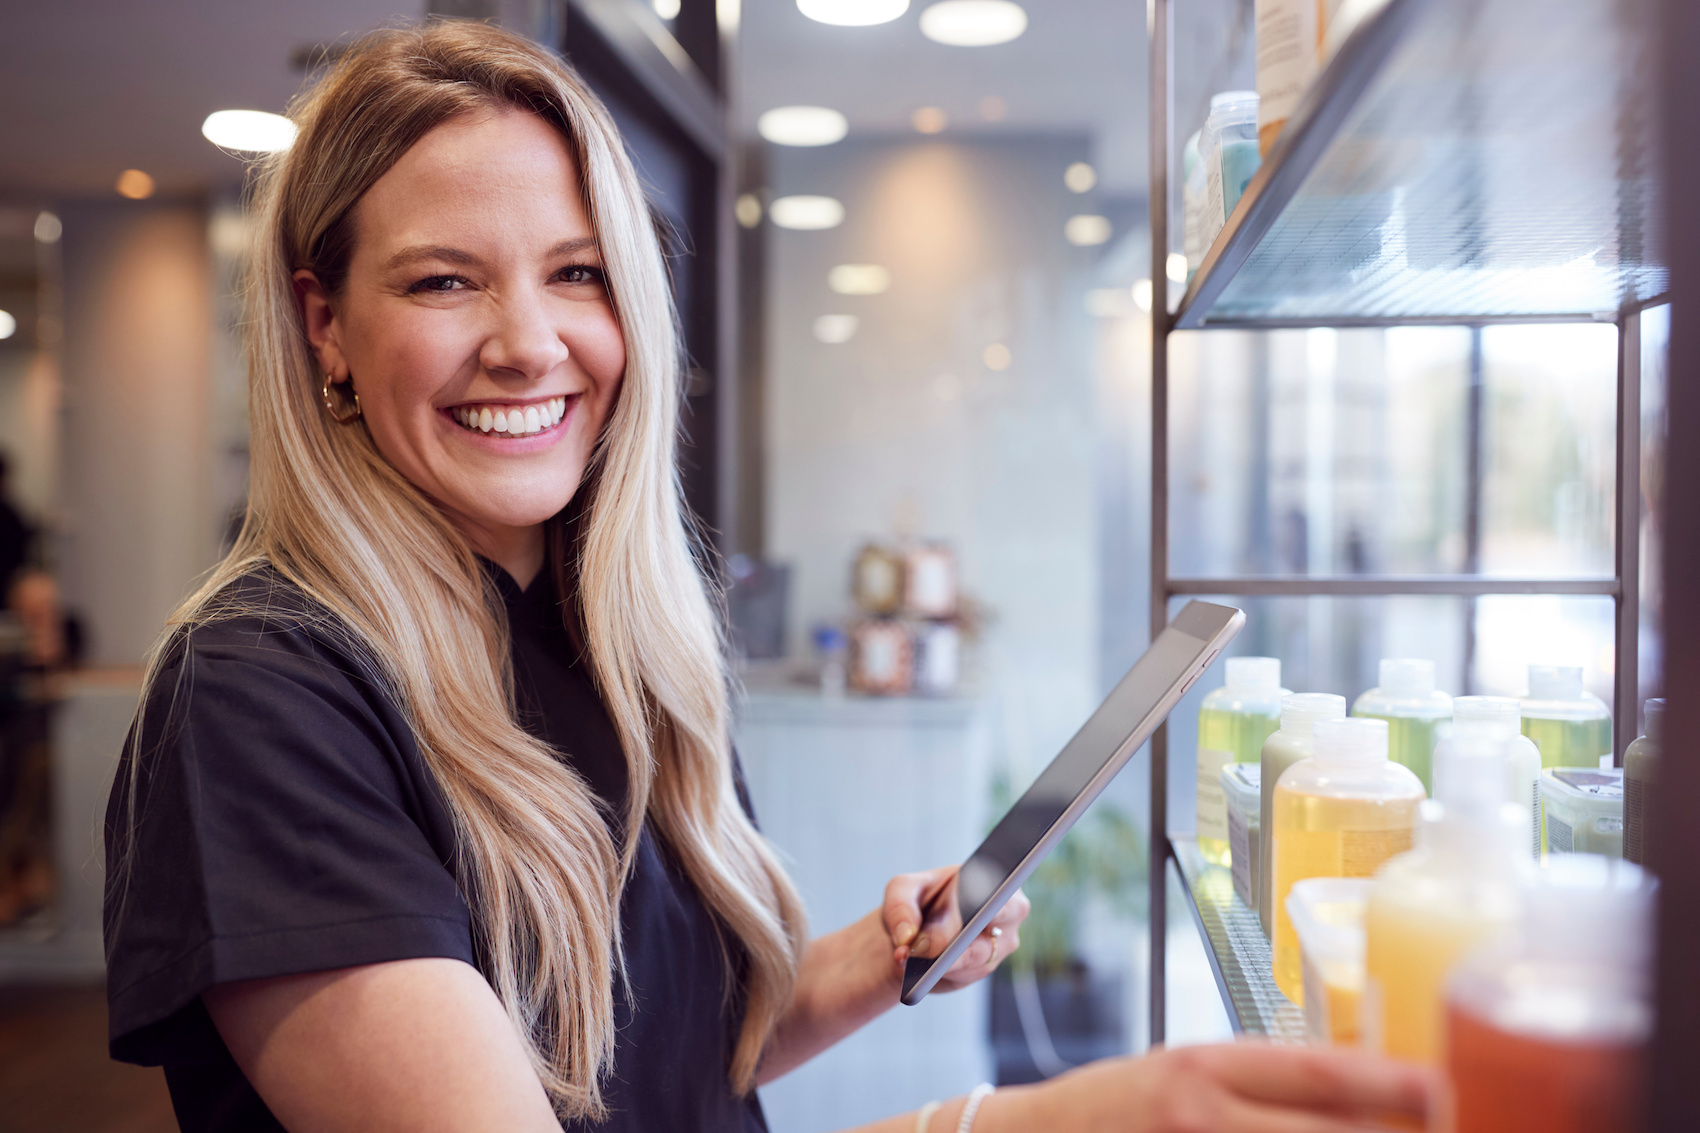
[957,1083,995,1133]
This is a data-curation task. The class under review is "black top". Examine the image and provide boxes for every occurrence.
[103,564,766,1133]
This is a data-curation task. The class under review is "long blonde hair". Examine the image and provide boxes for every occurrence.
[138,21,805,1119]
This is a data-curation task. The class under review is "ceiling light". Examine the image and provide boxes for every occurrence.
[758,106,849,147]
[911,107,949,134]
[1064,162,1096,193]
[978,95,1006,122]
[1132,279,1153,312]
[1064,215,1112,246]
[735,193,764,228]
[0,311,14,340]
[919,1,1027,46]
[1166,253,1188,283]
[829,264,891,294]
[983,343,1012,370]
[798,0,909,26]
[33,212,61,244]
[653,0,681,17]
[770,195,845,230]
[116,170,155,200]
[201,109,298,154]
[814,314,859,343]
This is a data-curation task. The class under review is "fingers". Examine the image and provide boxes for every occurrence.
[1218,1093,1414,1133]
[1184,1044,1435,1122]
[883,866,959,954]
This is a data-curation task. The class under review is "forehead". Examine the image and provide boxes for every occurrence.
[353,107,589,252]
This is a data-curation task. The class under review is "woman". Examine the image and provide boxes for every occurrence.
[104,22,1431,1133]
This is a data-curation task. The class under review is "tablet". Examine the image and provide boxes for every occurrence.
[899,600,1245,1006]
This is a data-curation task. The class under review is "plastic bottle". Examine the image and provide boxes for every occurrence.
[1363,735,1531,1063]
[1202,92,1261,237]
[1446,856,1653,1133]
[1541,768,1623,857]
[1221,761,1262,912]
[1351,658,1453,792]
[1182,131,1207,282]
[1433,696,1543,859]
[1285,877,1371,1045]
[1623,698,1662,866]
[1259,693,1347,937]
[1520,665,1612,770]
[1196,656,1286,867]
[1271,717,1425,1004]
[1254,0,1324,156]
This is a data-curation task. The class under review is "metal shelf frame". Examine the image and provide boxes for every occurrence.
[1145,0,1657,1044]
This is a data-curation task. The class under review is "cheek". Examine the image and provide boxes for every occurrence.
[573,310,628,416]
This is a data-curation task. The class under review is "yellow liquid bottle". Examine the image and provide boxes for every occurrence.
[1364,738,1529,1063]
[1271,717,1425,1005]
[1351,658,1452,792]
[1196,657,1285,866]
[1259,693,1348,938]
[1520,664,1612,770]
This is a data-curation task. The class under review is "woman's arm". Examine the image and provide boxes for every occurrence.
[835,1043,1436,1133]
[759,866,1028,1085]
[203,957,560,1133]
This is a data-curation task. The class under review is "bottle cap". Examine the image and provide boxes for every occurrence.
[1527,664,1584,701]
[1207,90,1259,121]
[1452,695,1521,737]
[1644,697,1664,742]
[1312,717,1388,766]
[1525,855,1653,965]
[1225,656,1281,694]
[1431,734,1510,818]
[1280,692,1346,736]
[1379,658,1436,698]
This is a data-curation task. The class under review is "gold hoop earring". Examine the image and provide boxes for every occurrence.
[321,374,362,424]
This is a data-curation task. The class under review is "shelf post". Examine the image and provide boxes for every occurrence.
[1615,310,1642,761]
[1147,0,1173,1048]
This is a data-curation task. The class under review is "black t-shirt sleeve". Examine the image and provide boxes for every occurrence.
[104,612,475,1066]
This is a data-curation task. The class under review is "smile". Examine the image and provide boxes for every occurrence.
[450,396,569,437]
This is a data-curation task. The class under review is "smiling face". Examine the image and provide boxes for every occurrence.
[296,106,624,581]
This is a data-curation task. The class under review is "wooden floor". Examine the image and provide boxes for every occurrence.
[0,983,177,1133]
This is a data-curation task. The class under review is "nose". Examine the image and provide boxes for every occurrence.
[478,289,571,381]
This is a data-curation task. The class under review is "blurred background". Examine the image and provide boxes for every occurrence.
[0,1,1665,1130]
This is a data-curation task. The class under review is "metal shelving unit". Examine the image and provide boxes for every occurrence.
[1145,0,1664,1042]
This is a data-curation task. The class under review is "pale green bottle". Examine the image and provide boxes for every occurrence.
[1197,656,1286,867]
[1351,659,1452,793]
[1520,665,1612,770]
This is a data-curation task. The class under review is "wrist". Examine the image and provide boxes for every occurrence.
[962,1082,1039,1133]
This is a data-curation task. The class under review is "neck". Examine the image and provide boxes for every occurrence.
[457,518,546,591]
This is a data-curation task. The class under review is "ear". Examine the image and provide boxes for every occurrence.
[293,269,350,381]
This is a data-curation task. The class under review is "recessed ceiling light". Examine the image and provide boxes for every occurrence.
[0,311,14,340]
[1064,214,1112,246]
[735,193,764,228]
[1064,162,1096,193]
[770,195,845,230]
[798,0,909,26]
[33,212,61,244]
[202,109,298,154]
[814,314,859,343]
[911,107,949,134]
[1166,253,1189,283]
[829,264,891,294]
[116,170,155,200]
[920,1,1027,46]
[653,0,681,17]
[983,343,1012,370]
[758,106,849,147]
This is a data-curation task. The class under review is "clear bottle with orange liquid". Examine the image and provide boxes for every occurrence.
[1445,856,1652,1133]
[1270,717,1425,1005]
[1363,735,1531,1063]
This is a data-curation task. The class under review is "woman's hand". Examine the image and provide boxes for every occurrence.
[882,865,1030,994]
[989,1042,1436,1133]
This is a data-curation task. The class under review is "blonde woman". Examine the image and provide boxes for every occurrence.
[103,22,1431,1133]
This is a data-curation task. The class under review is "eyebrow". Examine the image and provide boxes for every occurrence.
[382,236,600,273]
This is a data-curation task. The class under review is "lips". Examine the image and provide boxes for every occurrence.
[449,396,569,437]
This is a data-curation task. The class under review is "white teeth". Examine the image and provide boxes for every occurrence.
[478,407,493,432]
[454,401,566,436]
[495,409,511,432]
[552,397,565,423]
[524,407,542,433]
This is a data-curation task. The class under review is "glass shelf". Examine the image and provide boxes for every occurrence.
[1175,0,1665,328]
[1169,835,1306,1040]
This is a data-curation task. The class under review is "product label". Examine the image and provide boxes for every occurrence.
[1228,804,1258,910]
[1529,778,1543,858]
[1255,0,1322,131]
[1339,827,1413,875]
[1548,813,1575,854]
[1197,749,1235,843]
